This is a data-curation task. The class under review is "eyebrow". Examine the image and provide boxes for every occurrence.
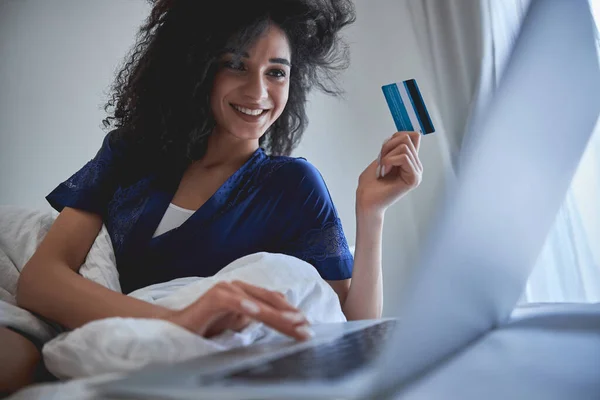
[269,57,291,66]
[222,49,291,66]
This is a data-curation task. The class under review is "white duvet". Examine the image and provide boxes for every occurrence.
[0,206,345,383]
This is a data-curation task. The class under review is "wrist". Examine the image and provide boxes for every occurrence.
[355,189,386,221]
[162,308,198,334]
[355,203,385,224]
[155,306,178,323]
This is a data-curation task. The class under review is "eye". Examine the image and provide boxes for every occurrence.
[223,60,245,71]
[268,69,287,79]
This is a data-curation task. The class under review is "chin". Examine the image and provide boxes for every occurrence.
[228,127,267,141]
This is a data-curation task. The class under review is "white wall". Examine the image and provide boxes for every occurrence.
[298,0,449,314]
[0,0,443,314]
[0,0,149,209]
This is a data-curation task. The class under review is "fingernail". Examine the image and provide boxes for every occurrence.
[377,153,381,165]
[282,312,305,323]
[376,164,381,179]
[241,299,260,314]
[381,165,387,177]
[296,326,315,340]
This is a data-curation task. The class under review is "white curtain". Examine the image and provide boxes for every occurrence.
[402,0,483,255]
[408,0,600,303]
[407,0,484,168]
[526,119,600,302]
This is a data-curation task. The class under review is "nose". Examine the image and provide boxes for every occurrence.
[242,71,268,103]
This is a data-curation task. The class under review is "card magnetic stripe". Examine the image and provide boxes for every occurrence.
[404,79,435,134]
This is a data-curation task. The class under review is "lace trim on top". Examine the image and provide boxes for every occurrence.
[106,177,152,253]
[62,157,110,193]
[288,217,353,265]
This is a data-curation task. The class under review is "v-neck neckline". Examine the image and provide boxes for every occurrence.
[146,147,266,242]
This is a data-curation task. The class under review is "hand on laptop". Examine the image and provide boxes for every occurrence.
[163,280,314,341]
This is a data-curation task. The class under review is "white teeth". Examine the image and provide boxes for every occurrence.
[233,104,264,116]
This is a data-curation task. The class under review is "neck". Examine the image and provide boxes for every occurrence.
[199,128,259,170]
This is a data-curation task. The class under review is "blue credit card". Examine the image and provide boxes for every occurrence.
[382,79,435,135]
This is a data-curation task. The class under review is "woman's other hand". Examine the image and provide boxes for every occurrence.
[164,280,314,341]
[356,131,423,216]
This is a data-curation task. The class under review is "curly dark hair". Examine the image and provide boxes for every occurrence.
[102,0,356,173]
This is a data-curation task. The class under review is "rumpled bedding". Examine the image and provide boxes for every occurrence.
[0,206,345,387]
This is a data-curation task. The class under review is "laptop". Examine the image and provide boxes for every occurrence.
[96,1,600,398]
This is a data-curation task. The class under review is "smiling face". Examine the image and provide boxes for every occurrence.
[210,24,292,143]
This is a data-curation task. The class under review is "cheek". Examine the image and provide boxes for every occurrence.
[211,73,234,110]
[210,80,222,115]
[273,84,290,115]
[212,74,225,95]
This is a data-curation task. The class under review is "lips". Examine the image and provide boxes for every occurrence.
[230,103,269,117]
[231,103,268,116]
[230,103,270,122]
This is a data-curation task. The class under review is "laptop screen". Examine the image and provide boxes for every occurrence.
[371,0,600,395]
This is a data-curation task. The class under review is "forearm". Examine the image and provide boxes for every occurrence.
[17,259,170,330]
[342,209,384,320]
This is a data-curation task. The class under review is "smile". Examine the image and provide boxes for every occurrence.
[230,103,268,116]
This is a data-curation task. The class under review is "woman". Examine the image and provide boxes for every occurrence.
[2,0,423,393]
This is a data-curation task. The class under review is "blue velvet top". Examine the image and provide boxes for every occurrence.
[46,132,353,293]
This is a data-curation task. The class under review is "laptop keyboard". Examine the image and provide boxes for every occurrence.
[222,320,397,383]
